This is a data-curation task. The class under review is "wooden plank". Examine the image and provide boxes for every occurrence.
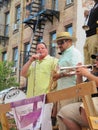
[0,113,9,130]
[46,81,97,103]
[82,96,97,117]
[82,95,97,130]
[0,81,97,112]
[89,116,98,129]
[0,103,11,113]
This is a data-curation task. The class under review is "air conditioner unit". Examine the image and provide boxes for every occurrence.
[12,67,17,72]
[13,23,19,31]
[66,0,73,5]
[70,0,73,3]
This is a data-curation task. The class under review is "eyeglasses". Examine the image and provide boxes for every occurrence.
[57,40,68,45]
[57,41,64,45]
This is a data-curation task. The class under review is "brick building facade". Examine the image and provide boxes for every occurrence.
[0,0,93,83]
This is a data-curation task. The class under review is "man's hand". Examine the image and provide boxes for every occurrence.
[76,67,90,77]
[84,10,89,18]
[29,53,41,62]
[53,73,61,81]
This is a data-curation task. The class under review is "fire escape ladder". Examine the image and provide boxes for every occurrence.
[23,0,60,58]
[29,16,46,56]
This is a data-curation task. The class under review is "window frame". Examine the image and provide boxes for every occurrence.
[49,31,57,57]
[23,43,30,64]
[65,0,74,8]
[2,51,7,61]
[13,47,18,68]
[5,11,10,37]
[15,5,21,24]
[52,0,58,10]
[65,24,73,36]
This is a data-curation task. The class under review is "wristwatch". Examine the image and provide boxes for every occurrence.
[60,72,64,77]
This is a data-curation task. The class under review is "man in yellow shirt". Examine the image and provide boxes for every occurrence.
[21,42,58,97]
[20,42,58,130]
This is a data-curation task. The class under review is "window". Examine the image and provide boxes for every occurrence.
[41,0,45,10]
[52,0,58,10]
[26,2,31,17]
[24,43,30,64]
[65,24,73,35]
[13,47,18,67]
[66,0,73,6]
[2,51,7,61]
[15,5,21,24]
[50,32,57,57]
[5,12,10,36]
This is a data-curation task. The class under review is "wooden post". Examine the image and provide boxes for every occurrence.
[0,103,11,130]
[82,95,98,130]
[0,113,9,130]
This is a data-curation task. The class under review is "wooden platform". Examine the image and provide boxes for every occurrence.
[0,81,98,130]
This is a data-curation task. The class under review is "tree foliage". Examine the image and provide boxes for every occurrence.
[0,61,19,91]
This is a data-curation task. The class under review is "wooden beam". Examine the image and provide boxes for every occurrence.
[89,116,98,129]
[82,95,97,130]
[0,103,11,113]
[0,113,9,130]
[46,81,97,103]
[0,81,97,112]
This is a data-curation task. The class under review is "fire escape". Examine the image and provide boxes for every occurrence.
[23,0,59,57]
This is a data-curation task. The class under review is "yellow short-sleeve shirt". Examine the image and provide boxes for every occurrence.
[27,55,58,98]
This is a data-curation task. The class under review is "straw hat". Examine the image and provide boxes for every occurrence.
[53,32,77,43]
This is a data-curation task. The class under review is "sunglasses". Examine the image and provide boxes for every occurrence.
[57,40,68,45]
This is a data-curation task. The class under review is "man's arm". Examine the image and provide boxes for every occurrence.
[20,60,32,77]
[20,54,40,77]
[76,67,98,87]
